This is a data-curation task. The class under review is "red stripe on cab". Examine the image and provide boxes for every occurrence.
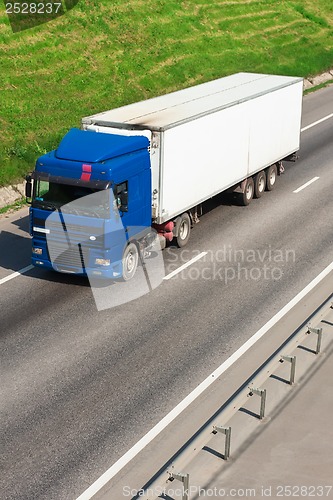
[81,172,91,181]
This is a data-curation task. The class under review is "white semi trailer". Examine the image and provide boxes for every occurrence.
[83,72,303,248]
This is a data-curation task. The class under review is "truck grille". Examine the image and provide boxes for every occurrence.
[47,220,104,248]
[33,218,105,248]
[50,243,89,271]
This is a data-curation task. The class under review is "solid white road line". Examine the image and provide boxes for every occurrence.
[293,176,320,194]
[76,261,333,500]
[163,252,208,280]
[301,112,333,132]
[0,265,34,286]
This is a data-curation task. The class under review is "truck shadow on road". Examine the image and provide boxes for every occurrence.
[28,268,91,287]
[0,230,32,273]
[0,212,32,272]
[0,227,89,287]
[10,214,30,233]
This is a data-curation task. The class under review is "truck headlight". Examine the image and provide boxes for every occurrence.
[95,258,111,266]
[33,247,43,255]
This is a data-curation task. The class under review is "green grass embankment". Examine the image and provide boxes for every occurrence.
[0,0,333,186]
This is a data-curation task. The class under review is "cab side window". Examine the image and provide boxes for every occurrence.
[114,181,128,212]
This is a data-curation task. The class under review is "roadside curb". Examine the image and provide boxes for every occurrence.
[303,69,333,90]
[1,69,332,210]
[0,182,25,210]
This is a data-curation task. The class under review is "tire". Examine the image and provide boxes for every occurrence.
[176,213,191,247]
[266,164,277,191]
[254,170,266,198]
[239,177,254,206]
[122,242,139,281]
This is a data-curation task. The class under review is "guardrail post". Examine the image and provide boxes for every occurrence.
[281,355,296,384]
[307,326,323,354]
[212,425,231,460]
[168,472,190,500]
[249,387,266,419]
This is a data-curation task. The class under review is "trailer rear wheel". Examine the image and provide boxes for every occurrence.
[266,164,277,191]
[254,170,266,198]
[176,213,191,247]
[239,176,254,206]
[122,242,139,281]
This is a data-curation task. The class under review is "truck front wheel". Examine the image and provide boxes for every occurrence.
[122,242,139,281]
[265,164,277,191]
[176,213,191,247]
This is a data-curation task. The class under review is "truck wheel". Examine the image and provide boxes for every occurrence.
[254,170,266,198]
[239,177,254,206]
[266,164,277,191]
[122,242,139,281]
[176,213,191,247]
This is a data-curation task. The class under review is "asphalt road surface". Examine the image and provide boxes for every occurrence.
[1,85,333,500]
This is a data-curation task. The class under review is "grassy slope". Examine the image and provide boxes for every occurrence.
[0,0,333,186]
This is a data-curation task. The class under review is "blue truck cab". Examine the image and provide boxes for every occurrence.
[26,128,153,279]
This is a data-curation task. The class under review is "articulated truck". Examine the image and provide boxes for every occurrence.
[26,72,303,280]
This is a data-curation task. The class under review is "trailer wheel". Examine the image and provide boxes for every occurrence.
[266,164,277,191]
[239,177,254,206]
[254,170,266,198]
[176,213,191,247]
[122,242,139,281]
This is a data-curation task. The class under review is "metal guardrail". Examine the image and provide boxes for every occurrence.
[136,295,333,500]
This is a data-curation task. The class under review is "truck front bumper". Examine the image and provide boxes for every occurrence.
[32,238,124,279]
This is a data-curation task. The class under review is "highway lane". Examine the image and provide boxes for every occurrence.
[1,85,333,500]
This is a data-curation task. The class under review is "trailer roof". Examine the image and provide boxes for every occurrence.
[82,73,303,132]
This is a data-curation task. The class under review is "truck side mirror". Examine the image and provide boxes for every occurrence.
[25,175,32,202]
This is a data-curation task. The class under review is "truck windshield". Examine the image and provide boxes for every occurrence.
[32,179,110,218]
